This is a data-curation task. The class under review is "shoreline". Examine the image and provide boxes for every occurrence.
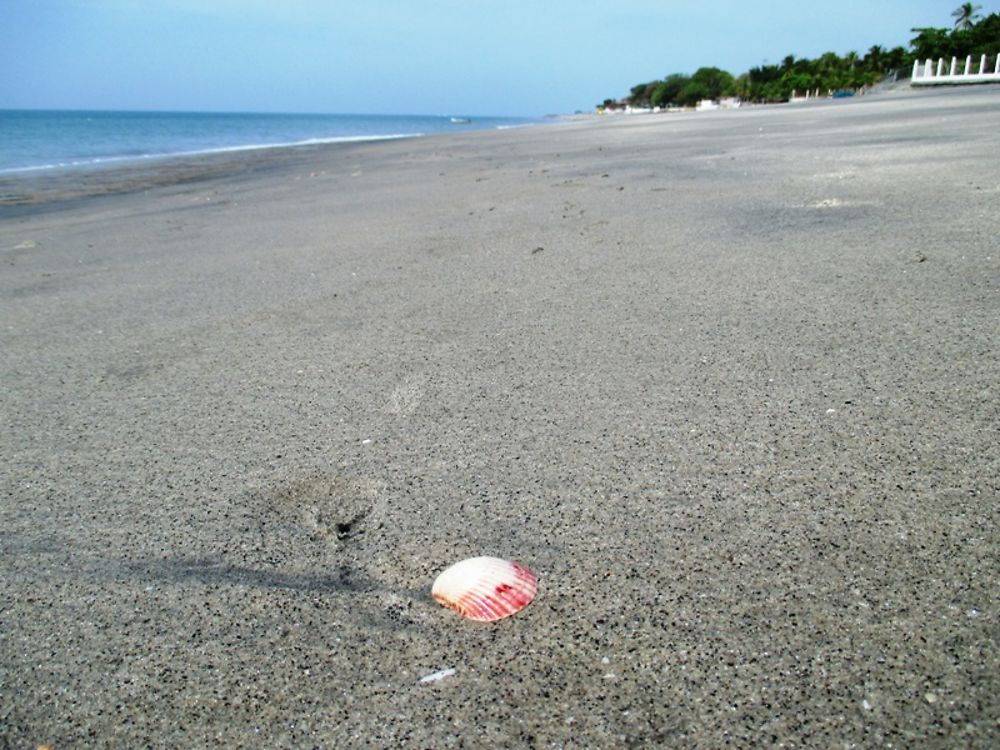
[2,85,998,748]
[0,118,556,209]
[1,84,983,211]
[0,133,442,209]
[0,132,421,178]
[0,122,572,212]
[0,145,334,210]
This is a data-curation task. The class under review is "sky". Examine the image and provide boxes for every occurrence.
[1,0,997,116]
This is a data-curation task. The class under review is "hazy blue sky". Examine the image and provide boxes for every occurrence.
[1,1,996,116]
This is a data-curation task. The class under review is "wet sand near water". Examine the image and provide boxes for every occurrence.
[1,86,998,748]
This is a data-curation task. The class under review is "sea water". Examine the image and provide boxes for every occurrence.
[0,110,539,174]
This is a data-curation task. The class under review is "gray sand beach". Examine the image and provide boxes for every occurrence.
[2,86,998,748]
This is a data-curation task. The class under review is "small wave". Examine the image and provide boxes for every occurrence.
[0,157,143,174]
[0,132,425,175]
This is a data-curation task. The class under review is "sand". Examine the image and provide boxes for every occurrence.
[1,86,998,748]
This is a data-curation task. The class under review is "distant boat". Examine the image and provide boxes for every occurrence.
[450,117,471,124]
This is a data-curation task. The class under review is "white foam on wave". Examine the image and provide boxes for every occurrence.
[0,132,425,175]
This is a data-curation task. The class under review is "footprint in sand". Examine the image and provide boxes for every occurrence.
[273,474,383,546]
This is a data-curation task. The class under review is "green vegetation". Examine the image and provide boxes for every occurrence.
[602,6,1000,109]
[911,9,1000,60]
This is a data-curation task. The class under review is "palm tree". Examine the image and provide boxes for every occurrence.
[951,3,982,31]
[865,45,885,73]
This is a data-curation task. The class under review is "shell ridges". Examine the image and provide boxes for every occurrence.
[432,556,538,622]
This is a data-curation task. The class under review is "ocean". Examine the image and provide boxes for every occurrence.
[0,110,540,174]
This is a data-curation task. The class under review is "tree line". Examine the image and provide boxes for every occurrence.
[602,5,1000,109]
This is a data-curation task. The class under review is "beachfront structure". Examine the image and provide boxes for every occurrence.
[789,89,823,102]
[694,98,741,111]
[911,53,1000,85]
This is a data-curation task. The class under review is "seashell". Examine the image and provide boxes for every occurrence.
[432,556,538,622]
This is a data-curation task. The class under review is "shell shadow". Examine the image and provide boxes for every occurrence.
[124,556,432,630]
[126,556,381,594]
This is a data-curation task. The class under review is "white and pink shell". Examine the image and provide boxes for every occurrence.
[431,556,538,622]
